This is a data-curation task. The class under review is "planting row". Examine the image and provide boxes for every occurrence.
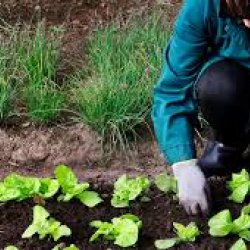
[2,166,250,249]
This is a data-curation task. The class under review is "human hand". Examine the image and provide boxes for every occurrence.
[172,159,211,215]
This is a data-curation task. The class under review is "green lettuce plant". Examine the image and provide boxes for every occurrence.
[4,246,19,250]
[111,174,150,207]
[90,214,142,248]
[22,205,71,241]
[230,238,247,250]
[0,173,59,202]
[227,169,250,203]
[54,165,102,207]
[155,222,200,249]
[52,244,79,250]
[208,205,250,241]
[38,178,60,198]
[154,172,177,194]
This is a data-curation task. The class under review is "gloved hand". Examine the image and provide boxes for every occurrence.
[172,159,211,216]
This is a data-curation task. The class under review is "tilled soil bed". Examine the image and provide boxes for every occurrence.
[0,177,246,250]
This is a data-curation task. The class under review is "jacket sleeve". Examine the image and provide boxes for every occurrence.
[152,0,209,165]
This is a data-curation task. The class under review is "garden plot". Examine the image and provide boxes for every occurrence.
[0,0,247,249]
[0,165,250,249]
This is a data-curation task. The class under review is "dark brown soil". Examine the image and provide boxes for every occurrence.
[0,177,247,250]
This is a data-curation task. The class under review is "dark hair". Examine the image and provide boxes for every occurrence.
[223,0,250,18]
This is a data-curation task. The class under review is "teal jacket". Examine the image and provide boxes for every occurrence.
[152,0,250,165]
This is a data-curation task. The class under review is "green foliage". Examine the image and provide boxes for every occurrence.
[208,210,233,237]
[22,205,71,241]
[20,23,65,123]
[227,169,250,203]
[72,11,170,146]
[52,244,79,250]
[0,78,15,121]
[0,23,65,123]
[155,222,200,249]
[154,172,177,194]
[208,205,250,241]
[38,178,60,198]
[55,165,103,207]
[111,174,150,208]
[90,214,142,248]
[230,239,247,250]
[0,31,19,120]
[4,246,19,250]
[0,173,59,202]
[0,165,102,207]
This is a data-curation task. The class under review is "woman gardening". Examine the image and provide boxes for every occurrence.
[152,0,250,215]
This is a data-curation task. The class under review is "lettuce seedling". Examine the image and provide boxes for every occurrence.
[154,172,177,194]
[227,169,250,203]
[4,246,19,250]
[22,205,71,241]
[111,175,150,208]
[90,214,142,248]
[0,173,59,202]
[52,244,79,250]
[54,165,102,207]
[1,173,40,201]
[155,222,200,249]
[230,239,247,250]
[208,206,250,241]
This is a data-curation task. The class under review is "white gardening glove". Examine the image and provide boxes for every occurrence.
[172,159,211,215]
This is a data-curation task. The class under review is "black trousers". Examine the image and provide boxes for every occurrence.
[196,60,250,175]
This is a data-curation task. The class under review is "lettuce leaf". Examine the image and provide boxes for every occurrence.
[22,205,71,241]
[208,210,233,237]
[0,182,20,202]
[38,178,59,198]
[241,204,250,215]
[89,214,142,247]
[174,222,200,242]
[154,173,177,194]
[228,169,249,191]
[239,230,250,241]
[228,169,250,203]
[77,191,103,208]
[232,213,250,234]
[209,208,250,240]
[230,239,247,250]
[154,239,179,249]
[4,246,19,250]
[64,245,79,250]
[55,165,102,207]
[155,222,200,249]
[3,174,40,201]
[52,244,79,250]
[55,165,89,201]
[0,174,59,202]
[111,175,150,208]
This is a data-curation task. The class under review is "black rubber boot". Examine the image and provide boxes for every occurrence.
[197,141,246,177]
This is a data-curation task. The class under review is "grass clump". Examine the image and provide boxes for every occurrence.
[0,29,21,121]
[0,77,15,121]
[20,24,65,123]
[0,22,65,124]
[72,11,171,147]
